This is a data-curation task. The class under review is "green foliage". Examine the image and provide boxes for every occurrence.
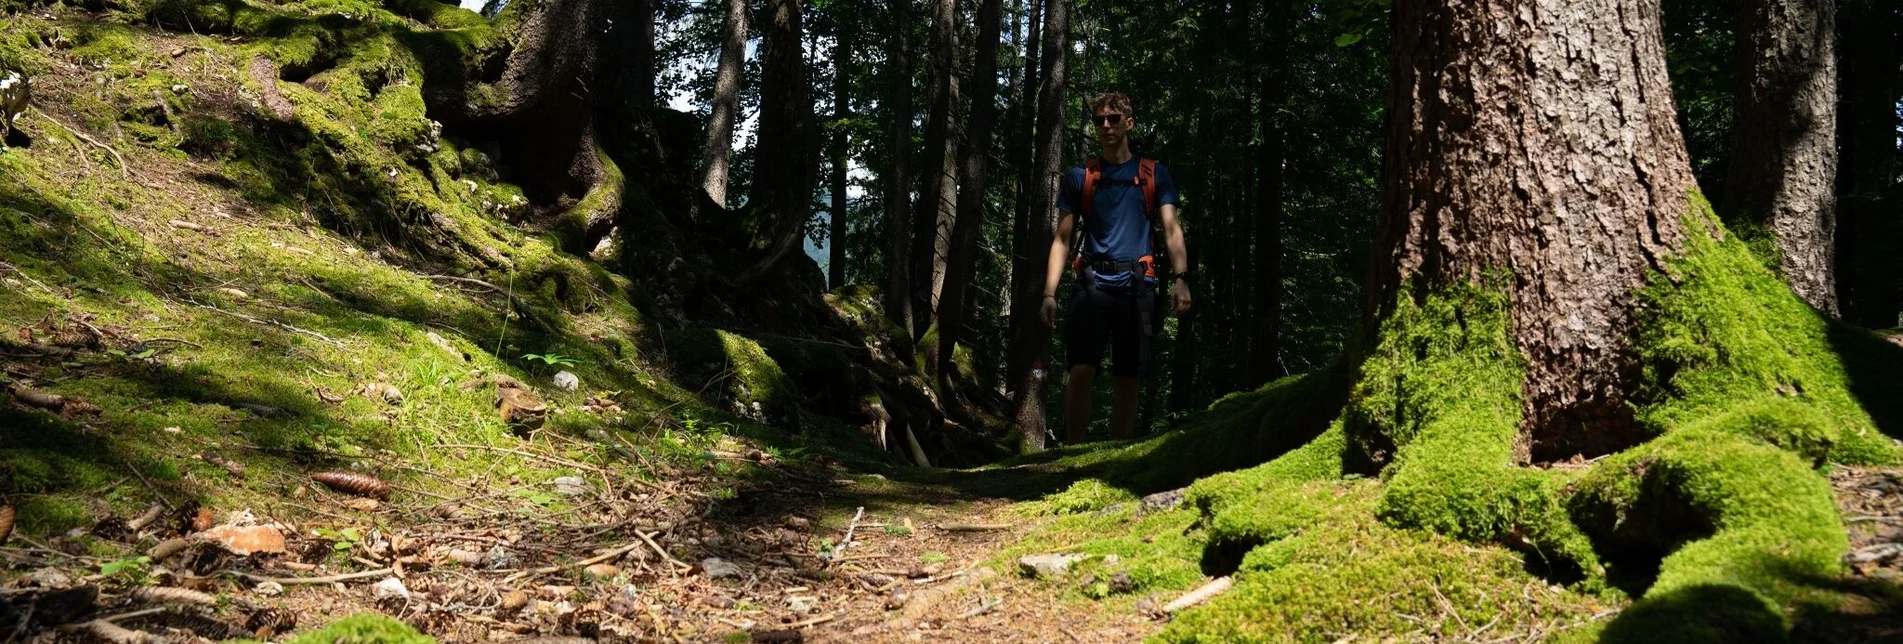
[663,329,802,429]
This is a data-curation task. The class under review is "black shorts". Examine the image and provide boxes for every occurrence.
[1065,273,1155,378]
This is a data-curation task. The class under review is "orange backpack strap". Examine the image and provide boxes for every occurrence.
[1138,158,1158,218]
[1081,158,1103,219]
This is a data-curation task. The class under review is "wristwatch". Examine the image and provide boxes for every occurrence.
[1173,272,1193,285]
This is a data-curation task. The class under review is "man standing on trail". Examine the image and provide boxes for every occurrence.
[1040,92,1191,443]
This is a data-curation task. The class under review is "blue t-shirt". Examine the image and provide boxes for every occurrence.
[1057,157,1181,289]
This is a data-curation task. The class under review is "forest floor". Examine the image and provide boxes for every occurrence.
[4,4,1903,643]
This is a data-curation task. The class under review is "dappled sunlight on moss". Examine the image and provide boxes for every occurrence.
[1634,192,1902,464]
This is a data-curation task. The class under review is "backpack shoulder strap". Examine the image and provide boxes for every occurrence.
[1081,158,1102,218]
[1138,158,1158,219]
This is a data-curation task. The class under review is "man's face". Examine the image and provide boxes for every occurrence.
[1094,106,1130,149]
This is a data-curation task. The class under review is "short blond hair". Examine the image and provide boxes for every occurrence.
[1088,92,1133,118]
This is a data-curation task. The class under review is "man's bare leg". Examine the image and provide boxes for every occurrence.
[1109,376,1140,439]
[1065,365,1096,444]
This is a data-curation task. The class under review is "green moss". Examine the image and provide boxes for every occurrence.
[664,329,801,429]
[1344,283,1602,580]
[994,502,1208,601]
[279,614,434,643]
[1038,478,1137,515]
[550,147,623,254]
[1634,192,1900,464]
[1567,425,1847,641]
[71,24,141,64]
[1158,481,1614,643]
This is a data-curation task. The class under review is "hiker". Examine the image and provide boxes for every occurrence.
[1039,92,1191,443]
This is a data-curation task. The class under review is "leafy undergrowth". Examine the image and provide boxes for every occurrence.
[982,199,1903,642]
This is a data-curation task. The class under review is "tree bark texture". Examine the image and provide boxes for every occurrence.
[1007,0,1068,451]
[934,0,1005,381]
[1373,0,1697,461]
[440,0,607,203]
[1834,0,1901,327]
[884,0,917,334]
[830,17,852,291]
[1726,0,1839,316]
[910,0,962,339]
[1247,69,1284,388]
[730,0,817,287]
[699,0,750,208]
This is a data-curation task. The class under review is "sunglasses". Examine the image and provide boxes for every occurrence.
[1094,114,1125,126]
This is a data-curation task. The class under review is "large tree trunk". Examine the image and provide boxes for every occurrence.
[1007,0,1068,452]
[729,0,817,287]
[910,0,962,340]
[934,0,1004,382]
[1725,0,1839,315]
[437,0,608,204]
[1370,0,1696,462]
[1245,2,1285,389]
[699,0,750,208]
[830,16,852,291]
[884,0,917,334]
[1834,0,1902,328]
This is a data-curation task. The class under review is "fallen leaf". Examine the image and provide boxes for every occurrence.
[194,524,286,556]
[343,498,381,512]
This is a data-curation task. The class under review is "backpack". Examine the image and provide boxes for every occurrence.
[1071,157,1164,281]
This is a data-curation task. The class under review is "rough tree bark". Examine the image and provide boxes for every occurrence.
[435,0,609,204]
[729,0,817,287]
[933,0,1004,382]
[1370,0,1697,461]
[884,0,917,333]
[910,0,961,340]
[699,0,750,208]
[1834,0,1902,327]
[1008,0,1067,451]
[1725,0,1839,316]
[1245,1,1285,389]
[829,13,852,291]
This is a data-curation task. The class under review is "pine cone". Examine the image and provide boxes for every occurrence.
[310,472,391,499]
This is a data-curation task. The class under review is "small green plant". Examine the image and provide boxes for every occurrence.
[883,524,912,536]
[315,527,364,552]
[521,352,579,368]
[920,551,949,564]
[99,556,152,583]
[104,347,159,361]
[724,632,750,644]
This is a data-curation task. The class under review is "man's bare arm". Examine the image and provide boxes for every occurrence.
[1044,211,1078,297]
[1159,204,1187,275]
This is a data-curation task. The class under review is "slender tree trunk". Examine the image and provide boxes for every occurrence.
[1834,0,1901,327]
[730,0,817,287]
[1370,0,1696,462]
[1004,0,1045,397]
[884,0,917,333]
[935,0,1005,381]
[1725,0,1839,315]
[1009,0,1068,452]
[830,16,852,291]
[633,0,655,107]
[1246,3,1286,388]
[700,0,750,208]
[911,0,961,339]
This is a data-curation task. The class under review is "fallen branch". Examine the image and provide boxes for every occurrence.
[636,529,692,570]
[939,522,1011,532]
[191,301,344,348]
[32,107,131,178]
[828,506,865,561]
[959,597,1000,619]
[1847,515,1903,524]
[1163,576,1232,613]
[506,540,646,583]
[230,567,394,585]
